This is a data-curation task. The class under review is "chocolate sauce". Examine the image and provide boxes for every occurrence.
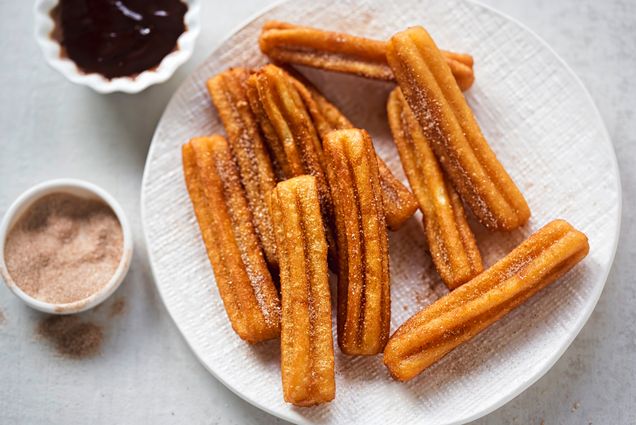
[54,0,187,79]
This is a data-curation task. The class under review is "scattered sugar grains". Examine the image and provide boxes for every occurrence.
[37,315,103,358]
[109,297,126,318]
[4,193,123,304]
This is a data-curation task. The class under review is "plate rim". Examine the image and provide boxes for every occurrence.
[140,0,622,423]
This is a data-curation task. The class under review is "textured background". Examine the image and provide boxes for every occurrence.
[0,0,634,424]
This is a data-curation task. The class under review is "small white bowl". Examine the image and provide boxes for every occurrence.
[0,179,133,314]
[34,0,201,94]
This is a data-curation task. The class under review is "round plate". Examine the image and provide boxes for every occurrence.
[141,0,621,423]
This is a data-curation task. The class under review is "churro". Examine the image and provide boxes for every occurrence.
[260,21,475,91]
[376,160,419,231]
[207,68,278,266]
[288,70,418,230]
[386,26,530,230]
[182,136,280,343]
[384,219,589,381]
[387,87,482,289]
[324,129,390,355]
[270,175,335,406]
[246,64,338,261]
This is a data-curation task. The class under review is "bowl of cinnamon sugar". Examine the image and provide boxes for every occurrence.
[0,179,133,314]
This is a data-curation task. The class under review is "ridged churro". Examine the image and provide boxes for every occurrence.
[324,129,391,355]
[376,161,419,231]
[386,26,530,230]
[260,21,475,91]
[182,136,280,343]
[207,68,278,267]
[288,70,418,230]
[270,175,335,406]
[387,87,483,289]
[384,219,589,381]
[246,64,338,261]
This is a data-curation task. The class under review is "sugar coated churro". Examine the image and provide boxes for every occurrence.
[207,68,278,267]
[377,160,419,231]
[182,136,281,343]
[324,129,391,355]
[386,26,530,231]
[383,219,589,381]
[270,175,335,406]
[260,21,475,91]
[288,70,418,230]
[387,87,483,289]
[246,64,338,261]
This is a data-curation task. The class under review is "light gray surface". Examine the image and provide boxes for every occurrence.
[0,0,633,424]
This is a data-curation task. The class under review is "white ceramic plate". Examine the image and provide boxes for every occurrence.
[141,0,621,423]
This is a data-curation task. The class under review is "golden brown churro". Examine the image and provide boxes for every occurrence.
[324,129,391,355]
[182,136,280,343]
[387,87,483,289]
[376,161,419,231]
[288,70,418,230]
[270,175,335,406]
[246,64,338,262]
[386,26,530,230]
[206,68,278,267]
[246,65,329,208]
[384,220,589,381]
[259,20,475,91]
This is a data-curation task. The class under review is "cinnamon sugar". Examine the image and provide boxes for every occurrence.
[109,297,126,318]
[4,193,123,304]
[37,315,103,358]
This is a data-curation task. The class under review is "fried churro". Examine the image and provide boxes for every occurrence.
[207,68,278,267]
[260,21,475,91]
[324,129,390,355]
[182,136,280,343]
[384,220,589,381]
[288,70,418,230]
[270,175,335,406]
[386,26,530,231]
[387,87,482,289]
[246,64,338,261]
[376,161,419,231]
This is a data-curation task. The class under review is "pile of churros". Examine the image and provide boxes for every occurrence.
[181,21,589,406]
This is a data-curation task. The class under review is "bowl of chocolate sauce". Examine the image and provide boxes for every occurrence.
[35,0,200,93]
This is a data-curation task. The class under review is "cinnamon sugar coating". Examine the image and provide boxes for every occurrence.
[182,136,280,343]
[324,129,391,355]
[387,87,482,289]
[384,220,589,381]
[259,21,475,91]
[270,175,335,406]
[207,68,278,267]
[246,64,338,263]
[288,69,418,230]
[386,26,530,230]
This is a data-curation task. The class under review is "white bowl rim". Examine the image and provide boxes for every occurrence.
[139,0,622,424]
[33,0,201,94]
[0,178,134,314]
